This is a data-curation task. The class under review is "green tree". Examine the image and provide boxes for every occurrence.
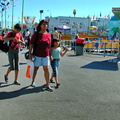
[111,27,119,39]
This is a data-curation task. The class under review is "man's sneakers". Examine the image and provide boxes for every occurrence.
[4,75,8,83]
[4,75,21,85]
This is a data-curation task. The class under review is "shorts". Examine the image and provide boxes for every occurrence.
[34,56,50,67]
[8,49,19,70]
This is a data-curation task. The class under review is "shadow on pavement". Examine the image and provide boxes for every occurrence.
[1,63,27,67]
[0,82,14,87]
[19,62,27,65]
[2,64,10,67]
[67,55,77,57]
[0,84,46,100]
[81,60,118,71]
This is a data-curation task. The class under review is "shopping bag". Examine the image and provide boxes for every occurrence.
[26,60,34,78]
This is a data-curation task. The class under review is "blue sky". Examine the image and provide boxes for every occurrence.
[1,0,120,26]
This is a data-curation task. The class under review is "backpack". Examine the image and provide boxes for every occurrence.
[0,40,9,53]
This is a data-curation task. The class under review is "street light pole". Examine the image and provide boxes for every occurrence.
[12,0,14,29]
[39,10,43,22]
[47,10,52,17]
[1,11,3,29]
[21,0,24,29]
[5,7,6,29]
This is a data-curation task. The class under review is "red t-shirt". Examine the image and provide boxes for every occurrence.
[30,32,51,57]
[7,31,23,49]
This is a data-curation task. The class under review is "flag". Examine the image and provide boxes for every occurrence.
[104,15,106,18]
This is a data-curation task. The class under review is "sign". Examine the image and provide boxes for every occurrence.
[112,8,120,20]
[60,19,70,23]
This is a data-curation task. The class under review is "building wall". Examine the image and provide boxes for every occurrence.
[46,16,91,34]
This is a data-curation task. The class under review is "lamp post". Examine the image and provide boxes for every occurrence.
[47,10,52,18]
[47,10,52,30]
[1,5,7,29]
[1,11,3,28]
[40,10,43,21]
[21,0,24,30]
[12,0,14,29]
[4,7,6,29]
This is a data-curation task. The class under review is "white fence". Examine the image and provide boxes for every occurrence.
[60,40,119,56]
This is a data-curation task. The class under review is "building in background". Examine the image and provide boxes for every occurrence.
[90,18,110,36]
[45,16,91,35]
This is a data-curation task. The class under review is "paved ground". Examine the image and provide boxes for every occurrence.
[0,49,120,120]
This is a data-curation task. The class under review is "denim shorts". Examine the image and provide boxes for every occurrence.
[34,56,50,67]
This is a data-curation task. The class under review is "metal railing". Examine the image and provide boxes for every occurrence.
[60,40,119,56]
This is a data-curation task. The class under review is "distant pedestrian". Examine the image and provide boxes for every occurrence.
[24,29,30,49]
[28,19,53,92]
[1,30,5,37]
[50,39,68,88]
[52,27,59,39]
[1,23,25,85]
[59,31,63,40]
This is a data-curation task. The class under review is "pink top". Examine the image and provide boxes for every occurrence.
[30,32,51,57]
[7,31,23,49]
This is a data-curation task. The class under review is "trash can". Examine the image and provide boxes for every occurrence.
[75,38,85,56]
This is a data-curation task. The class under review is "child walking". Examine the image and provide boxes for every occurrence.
[50,39,68,88]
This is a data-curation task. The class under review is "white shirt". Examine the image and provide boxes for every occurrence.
[25,31,30,37]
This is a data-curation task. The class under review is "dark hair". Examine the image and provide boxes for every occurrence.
[54,27,57,30]
[36,20,48,32]
[51,39,60,47]
[14,23,21,30]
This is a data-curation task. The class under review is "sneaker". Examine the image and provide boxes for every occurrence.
[55,83,60,89]
[45,86,53,92]
[30,82,36,87]
[4,75,8,83]
[50,79,55,83]
[14,81,21,85]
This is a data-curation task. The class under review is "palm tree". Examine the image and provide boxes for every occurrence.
[111,27,119,39]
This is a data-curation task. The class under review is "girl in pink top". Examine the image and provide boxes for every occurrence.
[29,20,53,91]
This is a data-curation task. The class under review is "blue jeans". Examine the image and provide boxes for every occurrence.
[51,59,60,77]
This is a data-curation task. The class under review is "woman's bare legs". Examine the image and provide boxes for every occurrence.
[43,66,50,87]
[32,67,39,83]
[5,67,11,77]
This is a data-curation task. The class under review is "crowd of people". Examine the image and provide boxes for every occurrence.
[0,20,68,92]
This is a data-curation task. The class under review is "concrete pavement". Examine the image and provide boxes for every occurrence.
[0,49,120,120]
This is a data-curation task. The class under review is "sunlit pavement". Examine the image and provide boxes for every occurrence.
[0,49,120,120]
